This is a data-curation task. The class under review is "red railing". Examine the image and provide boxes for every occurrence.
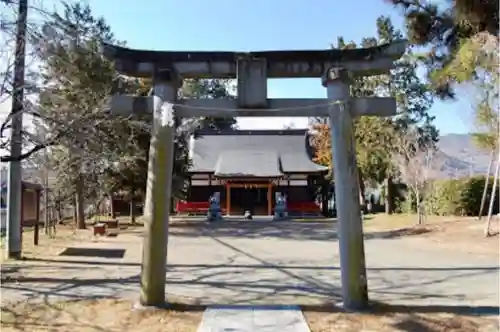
[176,201,226,214]
[176,200,319,215]
[287,201,321,214]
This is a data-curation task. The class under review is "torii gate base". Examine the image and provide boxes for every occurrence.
[105,41,406,310]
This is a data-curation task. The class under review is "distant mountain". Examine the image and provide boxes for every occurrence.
[436,133,494,178]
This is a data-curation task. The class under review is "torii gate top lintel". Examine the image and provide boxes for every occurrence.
[101,40,407,79]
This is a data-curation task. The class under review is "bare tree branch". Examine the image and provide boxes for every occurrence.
[393,128,441,224]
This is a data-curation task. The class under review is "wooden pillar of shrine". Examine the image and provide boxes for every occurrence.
[225,183,231,216]
[267,182,272,216]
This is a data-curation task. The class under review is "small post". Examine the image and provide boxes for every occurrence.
[34,190,40,246]
[140,72,178,307]
[323,67,368,310]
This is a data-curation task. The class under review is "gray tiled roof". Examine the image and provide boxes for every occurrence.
[215,150,282,177]
[189,129,328,176]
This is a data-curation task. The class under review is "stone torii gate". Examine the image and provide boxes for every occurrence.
[103,41,406,310]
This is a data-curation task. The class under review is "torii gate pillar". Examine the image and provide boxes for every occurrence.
[140,71,178,306]
[323,67,368,309]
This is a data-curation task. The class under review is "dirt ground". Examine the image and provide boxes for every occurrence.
[0,218,138,264]
[1,299,498,332]
[1,214,498,331]
[0,299,202,332]
[304,214,499,331]
[7,214,497,261]
[304,310,499,332]
[362,214,499,255]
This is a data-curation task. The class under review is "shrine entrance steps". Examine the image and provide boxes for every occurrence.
[196,305,311,332]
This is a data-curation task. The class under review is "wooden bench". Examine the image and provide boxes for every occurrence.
[100,219,119,229]
[92,223,106,236]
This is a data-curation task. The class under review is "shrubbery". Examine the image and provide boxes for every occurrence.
[425,176,499,216]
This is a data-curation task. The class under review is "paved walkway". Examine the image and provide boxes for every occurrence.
[197,306,310,332]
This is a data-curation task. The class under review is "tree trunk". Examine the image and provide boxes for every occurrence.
[109,193,116,219]
[72,196,77,224]
[321,181,329,217]
[416,190,422,225]
[478,150,494,219]
[43,187,49,235]
[51,206,57,235]
[75,176,85,229]
[56,202,62,224]
[384,177,394,214]
[357,167,366,212]
[331,185,337,217]
[485,150,500,237]
[170,197,175,214]
[94,199,102,219]
[130,199,136,224]
[130,189,136,224]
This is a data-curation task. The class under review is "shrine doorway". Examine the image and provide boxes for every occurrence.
[224,181,274,216]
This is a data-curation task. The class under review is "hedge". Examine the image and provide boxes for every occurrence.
[426,176,499,216]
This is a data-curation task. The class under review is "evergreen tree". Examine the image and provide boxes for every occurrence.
[181,78,237,130]
[36,2,121,228]
[35,3,190,224]
[311,16,437,212]
[388,0,499,98]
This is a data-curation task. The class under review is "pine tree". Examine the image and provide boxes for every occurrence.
[181,78,237,130]
[311,16,437,212]
[388,0,499,97]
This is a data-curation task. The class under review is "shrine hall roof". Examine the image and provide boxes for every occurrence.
[189,129,328,176]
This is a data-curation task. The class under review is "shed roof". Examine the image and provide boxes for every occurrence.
[189,129,328,176]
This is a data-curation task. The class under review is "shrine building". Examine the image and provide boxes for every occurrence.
[176,129,328,216]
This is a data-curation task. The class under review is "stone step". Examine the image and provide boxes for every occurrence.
[196,305,311,332]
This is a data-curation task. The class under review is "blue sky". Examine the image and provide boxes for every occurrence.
[84,0,472,134]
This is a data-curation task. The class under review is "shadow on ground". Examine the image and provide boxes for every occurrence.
[166,220,432,242]
[1,297,122,332]
[2,257,498,311]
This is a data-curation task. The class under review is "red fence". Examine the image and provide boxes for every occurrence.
[176,201,320,215]
[287,201,320,214]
